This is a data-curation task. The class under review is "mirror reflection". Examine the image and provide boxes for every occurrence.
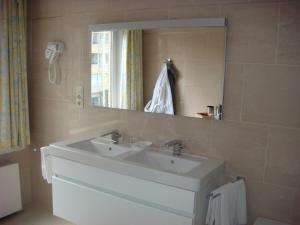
[91,25,226,120]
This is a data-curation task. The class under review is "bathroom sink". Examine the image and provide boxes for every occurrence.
[125,150,202,174]
[67,137,131,157]
[48,135,224,191]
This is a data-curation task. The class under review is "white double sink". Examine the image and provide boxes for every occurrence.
[48,136,224,192]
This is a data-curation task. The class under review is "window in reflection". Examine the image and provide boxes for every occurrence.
[91,31,112,107]
[91,30,143,110]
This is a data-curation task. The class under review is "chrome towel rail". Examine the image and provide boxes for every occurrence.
[207,176,245,199]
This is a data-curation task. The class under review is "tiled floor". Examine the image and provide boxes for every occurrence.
[0,204,74,225]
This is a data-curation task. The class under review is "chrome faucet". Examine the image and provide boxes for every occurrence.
[164,140,184,156]
[101,129,122,144]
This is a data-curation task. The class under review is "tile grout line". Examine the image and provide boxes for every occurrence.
[262,126,271,184]
[274,2,281,64]
[217,3,222,17]
[226,62,300,67]
[207,119,214,159]
[223,118,300,131]
[239,64,245,122]
[167,8,170,20]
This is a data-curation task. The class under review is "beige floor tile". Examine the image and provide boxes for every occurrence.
[0,204,74,225]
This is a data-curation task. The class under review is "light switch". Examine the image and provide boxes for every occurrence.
[75,86,84,108]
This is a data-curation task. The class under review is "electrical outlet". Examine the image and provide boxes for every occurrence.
[75,86,84,108]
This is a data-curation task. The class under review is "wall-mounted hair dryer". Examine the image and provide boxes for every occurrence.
[45,42,64,84]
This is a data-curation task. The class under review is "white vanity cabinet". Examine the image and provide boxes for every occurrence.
[51,157,216,225]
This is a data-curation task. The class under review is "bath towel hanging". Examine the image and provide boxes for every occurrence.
[41,147,52,184]
[205,179,247,225]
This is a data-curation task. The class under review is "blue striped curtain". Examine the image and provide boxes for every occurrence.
[0,0,30,150]
[120,30,143,111]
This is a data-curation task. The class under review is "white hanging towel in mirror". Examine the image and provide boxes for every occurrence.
[144,64,174,115]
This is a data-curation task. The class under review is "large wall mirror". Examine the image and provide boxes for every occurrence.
[89,18,227,120]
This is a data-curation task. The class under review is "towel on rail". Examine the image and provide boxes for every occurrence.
[41,147,52,184]
[205,179,247,225]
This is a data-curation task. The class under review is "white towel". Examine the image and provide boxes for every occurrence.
[206,194,213,225]
[206,184,231,225]
[205,179,247,225]
[144,63,174,115]
[40,147,52,184]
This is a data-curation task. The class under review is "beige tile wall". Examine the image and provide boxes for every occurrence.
[28,0,300,224]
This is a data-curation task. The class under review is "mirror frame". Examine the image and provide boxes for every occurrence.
[89,18,227,31]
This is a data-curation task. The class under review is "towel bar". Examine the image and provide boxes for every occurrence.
[233,176,245,183]
[207,176,246,199]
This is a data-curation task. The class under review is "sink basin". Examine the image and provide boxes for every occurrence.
[124,150,202,174]
[67,137,131,157]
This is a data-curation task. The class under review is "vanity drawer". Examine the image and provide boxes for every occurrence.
[52,157,195,216]
[53,177,193,225]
